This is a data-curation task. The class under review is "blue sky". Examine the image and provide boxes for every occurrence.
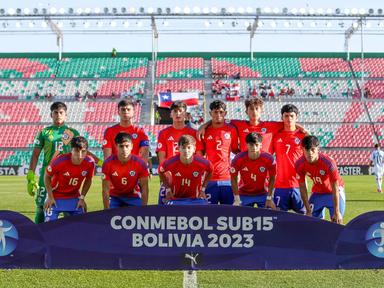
[0,0,383,53]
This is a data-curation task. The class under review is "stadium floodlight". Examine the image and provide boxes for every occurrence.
[299,8,306,14]
[23,8,30,14]
[273,7,280,14]
[97,21,104,27]
[270,21,277,28]
[368,8,374,14]
[256,8,262,15]
[291,8,298,14]
[238,7,245,14]
[157,8,162,14]
[264,7,272,14]
[378,9,383,15]
[123,21,129,27]
[33,8,39,14]
[326,8,333,15]
[59,8,65,14]
[136,21,143,27]
[359,8,366,15]
[351,8,358,15]
[193,6,201,13]
[147,7,154,14]
[202,7,210,14]
[308,8,315,15]
[41,21,47,28]
[352,22,359,28]
[15,21,21,27]
[184,7,191,14]
[317,8,324,15]
[76,8,83,15]
[335,8,341,14]
[8,8,15,15]
[221,8,226,14]
[282,7,288,15]
[112,7,117,14]
[174,6,181,13]
[41,8,47,15]
[129,7,136,13]
[104,7,109,14]
[139,7,144,13]
[344,8,350,15]
[211,7,219,14]
[84,8,91,14]
[0,9,5,15]
[121,7,127,13]
[228,7,235,13]
[68,8,74,14]
[204,20,211,27]
[110,21,117,27]
[246,7,253,13]
[94,7,101,14]
[165,7,171,14]
[16,8,21,15]
[49,7,57,14]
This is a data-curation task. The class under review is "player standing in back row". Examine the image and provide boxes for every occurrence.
[370,144,384,193]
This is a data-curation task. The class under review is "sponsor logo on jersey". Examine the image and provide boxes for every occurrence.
[168,136,174,141]
[130,171,136,176]
[242,167,249,171]
[207,136,213,140]
[259,167,265,173]
[175,172,182,177]
[81,171,87,176]
[319,170,325,176]
[243,129,250,133]
[64,172,70,176]
[193,172,199,177]
[277,138,283,143]
[224,133,230,140]
[295,137,301,145]
[112,171,118,176]
[132,133,138,139]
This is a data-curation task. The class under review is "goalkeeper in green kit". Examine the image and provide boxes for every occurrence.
[27,102,102,223]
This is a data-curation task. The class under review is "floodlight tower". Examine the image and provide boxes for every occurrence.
[45,17,63,60]
[248,17,259,60]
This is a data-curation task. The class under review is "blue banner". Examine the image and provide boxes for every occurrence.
[0,206,383,270]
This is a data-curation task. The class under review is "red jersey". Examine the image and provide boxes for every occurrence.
[103,124,149,157]
[156,126,203,162]
[102,155,149,198]
[202,123,239,181]
[46,153,95,199]
[159,155,213,199]
[295,153,344,195]
[272,129,306,188]
[230,151,276,195]
[231,120,283,153]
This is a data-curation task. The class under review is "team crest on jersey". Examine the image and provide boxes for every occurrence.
[47,166,52,172]
[132,133,138,139]
[34,139,40,145]
[62,133,70,141]
[101,173,106,180]
[224,133,230,139]
[81,171,87,176]
[319,170,325,176]
[261,128,267,133]
[175,172,182,177]
[112,171,118,176]
[295,138,301,145]
[230,167,236,173]
[130,171,136,176]
[157,143,162,149]
[259,167,266,173]
[159,167,164,173]
[102,140,107,146]
[225,119,231,124]
[193,172,199,177]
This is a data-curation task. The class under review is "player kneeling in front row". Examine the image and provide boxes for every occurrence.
[44,136,95,222]
[295,135,345,224]
[230,132,276,208]
[102,132,149,208]
[159,135,213,205]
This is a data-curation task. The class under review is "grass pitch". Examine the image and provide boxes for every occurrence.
[0,175,383,288]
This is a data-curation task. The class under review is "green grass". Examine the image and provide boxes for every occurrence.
[0,175,384,288]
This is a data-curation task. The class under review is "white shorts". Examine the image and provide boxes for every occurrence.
[374,168,384,178]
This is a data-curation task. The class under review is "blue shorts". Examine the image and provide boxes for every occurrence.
[205,180,233,205]
[158,183,167,205]
[44,198,84,222]
[110,196,142,208]
[274,188,305,214]
[166,198,209,205]
[240,194,267,207]
[309,187,346,219]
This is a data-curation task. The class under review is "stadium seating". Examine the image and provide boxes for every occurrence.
[56,57,148,78]
[0,102,42,123]
[154,80,204,95]
[350,58,384,77]
[358,80,384,99]
[156,57,204,78]
[0,58,57,79]
[0,125,43,148]
[326,149,371,165]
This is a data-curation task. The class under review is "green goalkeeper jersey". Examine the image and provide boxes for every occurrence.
[33,124,80,168]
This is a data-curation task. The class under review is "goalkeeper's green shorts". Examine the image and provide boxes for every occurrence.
[35,171,47,207]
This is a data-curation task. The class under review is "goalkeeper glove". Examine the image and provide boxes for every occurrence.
[233,195,242,206]
[26,170,39,197]
[97,159,104,167]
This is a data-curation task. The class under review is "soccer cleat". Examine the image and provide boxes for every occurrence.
[378,189,383,194]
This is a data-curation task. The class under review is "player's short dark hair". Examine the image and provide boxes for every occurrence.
[178,135,196,147]
[209,100,226,111]
[281,104,299,115]
[50,102,67,112]
[118,99,135,109]
[71,136,88,149]
[115,132,133,144]
[301,135,319,150]
[245,97,264,110]
[375,143,380,149]
[245,132,263,144]
[170,101,187,111]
